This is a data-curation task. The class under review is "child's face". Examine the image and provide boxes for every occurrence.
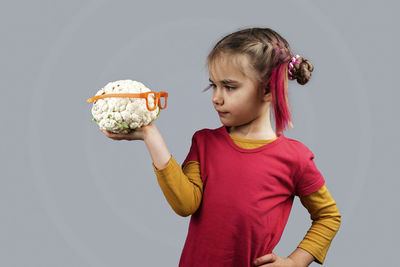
[208,53,271,127]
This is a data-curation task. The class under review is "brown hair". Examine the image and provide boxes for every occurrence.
[205,27,314,135]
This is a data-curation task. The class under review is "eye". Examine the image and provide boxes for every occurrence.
[208,83,235,91]
[208,83,216,89]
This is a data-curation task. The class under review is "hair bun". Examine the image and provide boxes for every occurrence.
[292,58,314,85]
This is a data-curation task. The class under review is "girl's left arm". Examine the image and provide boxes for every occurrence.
[254,184,341,266]
[296,184,342,264]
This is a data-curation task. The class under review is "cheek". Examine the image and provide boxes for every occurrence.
[229,102,251,118]
[227,99,242,112]
[233,97,260,116]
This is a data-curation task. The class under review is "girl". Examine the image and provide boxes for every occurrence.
[101,27,341,267]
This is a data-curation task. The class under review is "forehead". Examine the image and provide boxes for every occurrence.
[208,53,256,82]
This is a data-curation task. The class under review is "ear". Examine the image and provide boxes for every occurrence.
[263,86,272,102]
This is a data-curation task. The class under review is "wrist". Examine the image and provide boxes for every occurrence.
[287,248,314,267]
[142,123,157,140]
[286,256,301,267]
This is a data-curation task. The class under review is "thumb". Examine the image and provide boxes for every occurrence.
[254,253,277,266]
[126,127,145,140]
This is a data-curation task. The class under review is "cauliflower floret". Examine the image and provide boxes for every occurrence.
[90,80,161,134]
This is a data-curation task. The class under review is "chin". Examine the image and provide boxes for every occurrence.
[219,119,230,126]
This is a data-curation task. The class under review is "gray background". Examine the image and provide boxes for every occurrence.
[1,0,398,266]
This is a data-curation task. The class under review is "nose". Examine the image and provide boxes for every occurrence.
[212,87,224,106]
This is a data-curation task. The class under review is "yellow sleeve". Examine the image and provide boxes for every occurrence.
[151,136,276,217]
[152,154,203,217]
[297,184,342,264]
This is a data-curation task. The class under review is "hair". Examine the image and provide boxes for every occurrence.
[204,27,314,135]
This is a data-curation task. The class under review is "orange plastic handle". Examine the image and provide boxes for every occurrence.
[86,91,168,111]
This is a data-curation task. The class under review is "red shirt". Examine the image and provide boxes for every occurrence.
[179,125,325,267]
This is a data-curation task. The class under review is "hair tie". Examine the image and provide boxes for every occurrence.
[288,55,301,80]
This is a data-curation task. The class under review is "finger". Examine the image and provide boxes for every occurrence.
[101,129,114,136]
[254,253,276,266]
[101,129,123,140]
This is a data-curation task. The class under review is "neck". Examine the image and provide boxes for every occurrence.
[227,125,277,140]
[227,104,277,140]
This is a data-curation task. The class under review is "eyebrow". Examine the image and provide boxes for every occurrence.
[209,78,239,84]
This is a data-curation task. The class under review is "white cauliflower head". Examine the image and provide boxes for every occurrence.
[90,80,161,134]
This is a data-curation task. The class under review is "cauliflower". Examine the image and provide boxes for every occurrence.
[89,79,161,134]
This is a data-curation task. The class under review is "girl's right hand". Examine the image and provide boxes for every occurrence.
[100,124,153,141]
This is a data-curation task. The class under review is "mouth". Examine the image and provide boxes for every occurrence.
[217,111,228,116]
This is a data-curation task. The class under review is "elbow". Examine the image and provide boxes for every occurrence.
[327,210,342,233]
[333,204,342,225]
[173,200,202,217]
[172,190,202,217]
[170,199,198,217]
[324,203,342,231]
[312,209,342,233]
[335,211,342,230]
[177,211,192,217]
[174,207,195,217]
